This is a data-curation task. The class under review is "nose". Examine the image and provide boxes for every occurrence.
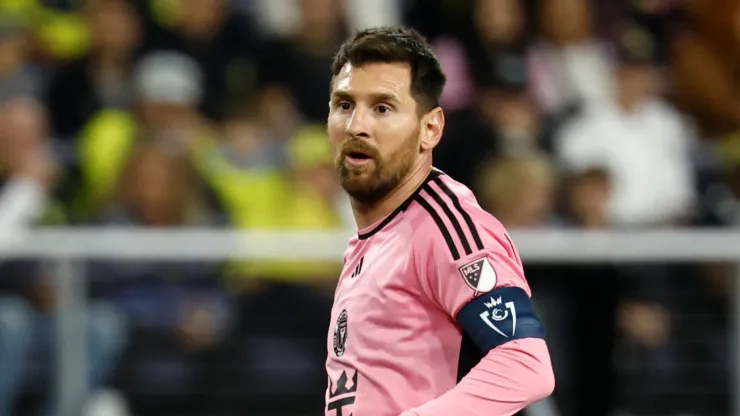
[345,107,371,139]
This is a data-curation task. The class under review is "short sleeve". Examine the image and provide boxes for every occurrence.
[416,215,545,352]
[420,221,528,318]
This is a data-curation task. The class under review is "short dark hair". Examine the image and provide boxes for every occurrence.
[331,27,446,114]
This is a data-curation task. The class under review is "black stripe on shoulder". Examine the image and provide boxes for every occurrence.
[421,183,472,256]
[414,194,460,260]
[433,177,484,251]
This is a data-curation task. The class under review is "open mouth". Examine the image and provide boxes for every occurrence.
[346,151,372,161]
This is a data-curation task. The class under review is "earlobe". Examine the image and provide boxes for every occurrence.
[420,108,445,152]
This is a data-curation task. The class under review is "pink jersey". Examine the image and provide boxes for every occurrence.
[325,169,550,416]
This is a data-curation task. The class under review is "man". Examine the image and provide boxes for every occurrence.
[555,22,696,228]
[0,97,54,234]
[0,96,128,416]
[324,27,554,416]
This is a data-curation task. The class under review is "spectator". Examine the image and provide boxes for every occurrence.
[527,0,615,116]
[253,0,402,37]
[699,144,740,227]
[228,125,342,415]
[562,170,685,416]
[261,0,347,123]
[467,0,530,97]
[0,263,129,416]
[191,96,288,236]
[435,67,540,189]
[671,0,740,139]
[286,124,354,231]
[554,22,697,227]
[45,0,143,138]
[131,51,209,143]
[427,0,530,112]
[0,97,127,416]
[99,141,215,227]
[0,97,56,233]
[563,167,611,228]
[0,17,39,102]
[142,0,268,120]
[475,153,557,227]
[73,50,209,219]
[88,141,231,416]
[215,124,347,287]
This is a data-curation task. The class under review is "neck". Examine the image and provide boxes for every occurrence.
[351,157,432,230]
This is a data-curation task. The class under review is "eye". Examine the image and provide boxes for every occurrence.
[375,104,391,114]
[339,102,352,111]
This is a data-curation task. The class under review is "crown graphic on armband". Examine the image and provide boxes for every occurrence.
[484,296,503,309]
[329,370,358,398]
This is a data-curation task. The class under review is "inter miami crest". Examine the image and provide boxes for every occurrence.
[333,310,349,356]
[458,257,497,295]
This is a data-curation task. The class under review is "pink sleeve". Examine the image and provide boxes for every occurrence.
[412,208,554,415]
[418,217,528,318]
[402,338,554,416]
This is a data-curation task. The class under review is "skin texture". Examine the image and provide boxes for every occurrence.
[326,62,445,229]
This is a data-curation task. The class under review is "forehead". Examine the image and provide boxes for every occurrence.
[332,62,413,100]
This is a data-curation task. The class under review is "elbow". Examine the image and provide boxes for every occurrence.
[525,342,555,404]
[475,338,556,408]
[531,356,556,402]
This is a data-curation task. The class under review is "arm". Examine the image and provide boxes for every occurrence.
[0,176,47,231]
[408,216,555,416]
[404,339,553,416]
[0,98,56,232]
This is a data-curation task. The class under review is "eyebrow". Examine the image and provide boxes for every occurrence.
[330,91,401,105]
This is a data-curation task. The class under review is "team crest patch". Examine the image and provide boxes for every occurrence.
[333,309,349,357]
[458,257,497,295]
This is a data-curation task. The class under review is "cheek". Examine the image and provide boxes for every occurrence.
[327,133,343,156]
[326,121,344,147]
[378,133,414,165]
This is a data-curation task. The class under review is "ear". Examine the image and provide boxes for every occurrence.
[420,107,445,152]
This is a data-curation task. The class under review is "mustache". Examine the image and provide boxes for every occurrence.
[339,140,379,159]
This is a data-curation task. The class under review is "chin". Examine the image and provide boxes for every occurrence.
[339,165,373,187]
[341,178,387,205]
[341,177,374,196]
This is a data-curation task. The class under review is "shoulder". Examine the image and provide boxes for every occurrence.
[408,171,515,263]
[407,170,529,299]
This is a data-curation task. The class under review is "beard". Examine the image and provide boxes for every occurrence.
[335,128,419,205]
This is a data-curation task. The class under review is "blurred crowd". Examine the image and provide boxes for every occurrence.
[0,0,738,415]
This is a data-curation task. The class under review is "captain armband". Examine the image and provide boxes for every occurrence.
[456,286,545,353]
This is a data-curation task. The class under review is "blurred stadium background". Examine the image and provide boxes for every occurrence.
[0,0,739,415]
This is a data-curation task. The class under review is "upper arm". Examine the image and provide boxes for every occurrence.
[415,199,545,354]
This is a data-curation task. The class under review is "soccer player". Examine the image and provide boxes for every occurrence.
[324,27,555,416]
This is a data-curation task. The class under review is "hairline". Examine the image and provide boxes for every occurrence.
[330,61,437,116]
